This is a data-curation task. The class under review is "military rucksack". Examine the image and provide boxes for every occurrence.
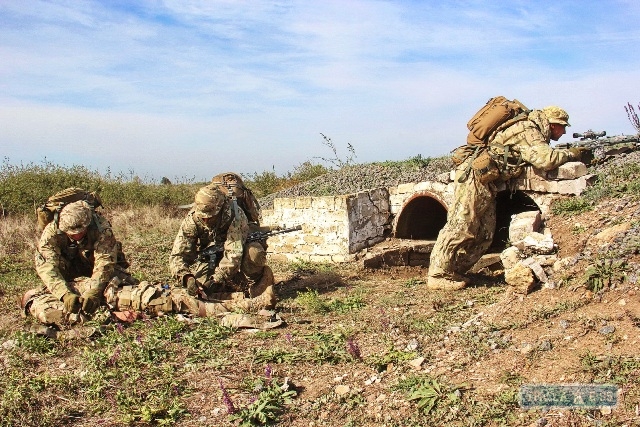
[452,96,530,183]
[466,96,529,145]
[36,187,103,232]
[211,172,261,223]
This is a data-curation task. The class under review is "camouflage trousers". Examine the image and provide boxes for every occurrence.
[191,241,268,283]
[109,282,273,319]
[26,278,93,326]
[428,165,497,278]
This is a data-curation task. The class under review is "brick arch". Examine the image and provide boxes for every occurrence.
[394,191,448,239]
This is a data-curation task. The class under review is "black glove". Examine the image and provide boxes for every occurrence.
[62,292,81,314]
[81,288,103,314]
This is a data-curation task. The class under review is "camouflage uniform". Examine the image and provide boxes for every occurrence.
[428,108,577,290]
[24,201,129,326]
[169,175,269,290]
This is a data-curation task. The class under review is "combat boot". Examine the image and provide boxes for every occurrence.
[249,266,274,298]
[234,285,276,311]
[427,274,468,291]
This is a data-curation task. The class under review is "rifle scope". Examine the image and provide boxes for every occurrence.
[573,131,606,139]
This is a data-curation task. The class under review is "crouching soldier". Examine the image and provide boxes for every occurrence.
[169,173,276,306]
[21,200,133,328]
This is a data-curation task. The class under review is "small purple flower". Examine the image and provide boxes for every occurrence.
[136,334,142,344]
[107,347,121,367]
[285,333,293,344]
[219,379,236,414]
[265,364,273,382]
[346,337,362,360]
[116,323,124,334]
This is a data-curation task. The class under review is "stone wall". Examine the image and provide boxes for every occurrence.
[261,187,390,262]
[261,162,592,263]
[388,177,452,225]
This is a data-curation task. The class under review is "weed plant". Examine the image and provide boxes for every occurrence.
[551,160,640,216]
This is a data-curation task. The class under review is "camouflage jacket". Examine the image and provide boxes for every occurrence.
[35,213,118,301]
[489,110,574,178]
[169,201,249,284]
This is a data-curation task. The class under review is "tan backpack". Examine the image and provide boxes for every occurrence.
[466,96,529,145]
[36,187,103,231]
[451,96,530,183]
[211,173,261,223]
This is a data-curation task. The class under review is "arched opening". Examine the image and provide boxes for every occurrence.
[491,190,540,251]
[394,190,540,249]
[395,194,447,239]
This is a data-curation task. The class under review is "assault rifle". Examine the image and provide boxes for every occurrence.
[247,225,303,243]
[196,225,302,268]
[556,130,640,163]
[198,243,224,271]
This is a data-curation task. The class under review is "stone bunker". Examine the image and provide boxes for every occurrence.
[261,162,593,266]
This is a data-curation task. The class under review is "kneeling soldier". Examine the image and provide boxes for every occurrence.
[22,200,131,327]
[169,174,275,305]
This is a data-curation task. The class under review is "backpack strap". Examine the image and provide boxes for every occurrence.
[458,146,482,183]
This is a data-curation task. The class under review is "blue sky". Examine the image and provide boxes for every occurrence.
[1,0,639,182]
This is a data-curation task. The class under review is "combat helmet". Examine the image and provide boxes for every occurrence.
[58,200,93,234]
[211,172,246,199]
[193,185,226,218]
[211,172,261,222]
[542,106,571,127]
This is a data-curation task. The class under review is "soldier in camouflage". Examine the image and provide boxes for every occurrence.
[22,200,131,327]
[427,106,587,291]
[169,173,275,305]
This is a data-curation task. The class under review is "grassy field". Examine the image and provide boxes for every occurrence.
[1,158,640,426]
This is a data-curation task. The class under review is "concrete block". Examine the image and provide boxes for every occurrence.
[522,166,548,180]
[295,197,313,209]
[509,211,542,242]
[556,175,593,195]
[547,161,587,180]
[397,183,416,193]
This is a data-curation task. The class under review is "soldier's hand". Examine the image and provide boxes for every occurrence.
[568,146,589,161]
[62,292,81,314]
[81,288,103,314]
[186,276,202,296]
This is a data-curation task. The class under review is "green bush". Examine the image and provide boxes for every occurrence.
[0,159,200,215]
